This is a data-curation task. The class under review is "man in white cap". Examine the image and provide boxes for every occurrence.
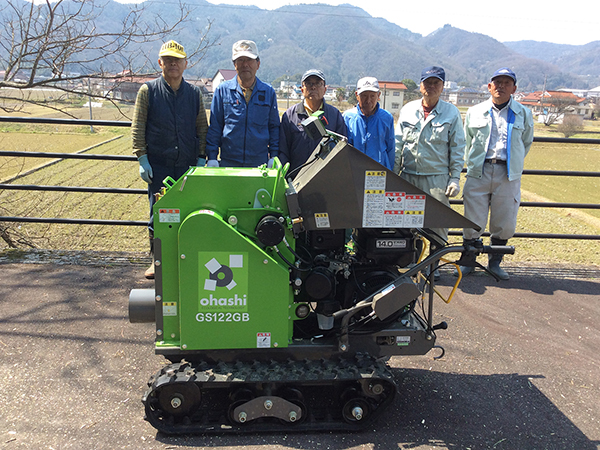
[343,77,395,170]
[458,67,534,280]
[279,69,346,176]
[206,39,279,167]
[132,40,208,279]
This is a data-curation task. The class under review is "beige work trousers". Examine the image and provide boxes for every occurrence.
[400,172,450,243]
[462,162,521,241]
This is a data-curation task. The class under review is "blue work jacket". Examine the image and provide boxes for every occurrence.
[206,76,280,167]
[343,104,395,170]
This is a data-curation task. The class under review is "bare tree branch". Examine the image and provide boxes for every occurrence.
[0,0,216,117]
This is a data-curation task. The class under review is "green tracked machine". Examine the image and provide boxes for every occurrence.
[129,123,512,434]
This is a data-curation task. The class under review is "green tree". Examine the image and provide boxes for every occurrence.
[348,91,357,106]
[402,78,418,91]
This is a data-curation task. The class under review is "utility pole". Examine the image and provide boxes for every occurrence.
[540,74,547,124]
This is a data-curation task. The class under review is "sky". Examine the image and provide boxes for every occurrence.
[115,0,599,46]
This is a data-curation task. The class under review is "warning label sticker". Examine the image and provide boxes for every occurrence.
[362,171,426,228]
[257,332,271,348]
[314,212,331,228]
[163,302,177,316]
[159,209,180,223]
[396,336,411,346]
[363,171,387,227]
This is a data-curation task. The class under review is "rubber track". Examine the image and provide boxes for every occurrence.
[142,353,397,434]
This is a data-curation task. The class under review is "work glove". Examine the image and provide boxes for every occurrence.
[267,158,275,168]
[138,154,153,184]
[206,159,219,167]
[196,157,205,167]
[445,178,460,197]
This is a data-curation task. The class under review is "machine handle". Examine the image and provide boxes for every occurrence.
[482,245,515,255]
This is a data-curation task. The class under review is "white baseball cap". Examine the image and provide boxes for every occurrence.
[232,40,259,61]
[356,77,380,95]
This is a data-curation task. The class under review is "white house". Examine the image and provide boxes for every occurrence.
[378,81,407,118]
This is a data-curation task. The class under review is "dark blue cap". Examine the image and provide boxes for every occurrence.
[491,67,517,84]
[302,69,325,84]
[420,66,445,83]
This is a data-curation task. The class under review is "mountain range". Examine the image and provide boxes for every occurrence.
[6,0,600,91]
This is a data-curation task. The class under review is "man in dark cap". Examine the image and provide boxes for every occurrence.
[458,67,534,280]
[279,69,346,176]
[395,66,465,276]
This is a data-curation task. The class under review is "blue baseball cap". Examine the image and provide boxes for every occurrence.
[491,67,517,84]
[420,66,445,83]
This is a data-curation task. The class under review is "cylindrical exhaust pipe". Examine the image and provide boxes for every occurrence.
[129,289,156,323]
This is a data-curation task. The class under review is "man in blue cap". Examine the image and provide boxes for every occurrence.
[458,67,534,280]
[395,66,465,278]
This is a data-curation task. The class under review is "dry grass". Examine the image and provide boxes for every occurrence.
[1,128,148,252]
[1,104,599,266]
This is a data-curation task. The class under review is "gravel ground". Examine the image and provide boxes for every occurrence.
[0,252,598,450]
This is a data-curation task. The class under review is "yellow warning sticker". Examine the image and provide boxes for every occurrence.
[163,302,177,316]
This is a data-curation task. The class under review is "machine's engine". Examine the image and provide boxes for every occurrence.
[129,138,504,434]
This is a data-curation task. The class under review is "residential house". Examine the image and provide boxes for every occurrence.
[558,86,600,99]
[519,90,593,122]
[109,70,157,101]
[211,69,237,92]
[445,87,488,107]
[378,81,407,118]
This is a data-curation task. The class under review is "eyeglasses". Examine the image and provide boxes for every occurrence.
[304,81,324,88]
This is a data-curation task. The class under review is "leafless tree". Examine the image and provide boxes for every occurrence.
[0,0,214,118]
[539,95,580,126]
[557,114,584,138]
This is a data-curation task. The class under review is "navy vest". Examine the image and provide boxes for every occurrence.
[145,76,201,167]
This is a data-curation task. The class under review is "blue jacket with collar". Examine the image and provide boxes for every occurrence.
[206,76,280,167]
[343,103,395,170]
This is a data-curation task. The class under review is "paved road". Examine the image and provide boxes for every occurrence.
[0,253,598,450]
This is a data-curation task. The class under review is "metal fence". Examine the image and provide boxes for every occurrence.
[1,116,599,240]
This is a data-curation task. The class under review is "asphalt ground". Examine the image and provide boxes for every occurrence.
[0,251,599,450]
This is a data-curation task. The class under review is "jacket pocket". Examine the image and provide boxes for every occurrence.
[429,121,450,143]
[400,121,418,143]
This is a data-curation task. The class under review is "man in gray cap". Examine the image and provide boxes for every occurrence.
[343,77,395,170]
[395,66,465,275]
[206,39,280,167]
[458,67,534,280]
[279,69,346,176]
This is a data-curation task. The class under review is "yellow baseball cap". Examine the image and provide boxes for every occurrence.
[159,40,186,59]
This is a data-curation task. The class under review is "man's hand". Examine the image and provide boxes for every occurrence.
[445,177,460,197]
[138,154,153,184]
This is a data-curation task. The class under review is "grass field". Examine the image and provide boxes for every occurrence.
[1,101,599,266]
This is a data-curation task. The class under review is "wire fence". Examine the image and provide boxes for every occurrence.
[1,116,599,240]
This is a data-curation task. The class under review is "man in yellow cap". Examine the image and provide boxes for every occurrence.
[132,40,208,278]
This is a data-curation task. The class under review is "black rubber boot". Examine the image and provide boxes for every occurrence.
[488,238,509,280]
[454,238,478,277]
